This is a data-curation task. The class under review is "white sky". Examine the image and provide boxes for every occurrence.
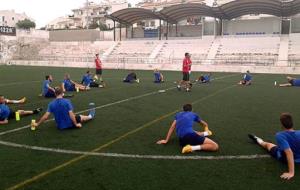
[0,0,213,28]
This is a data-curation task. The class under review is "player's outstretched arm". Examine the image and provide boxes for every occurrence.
[280,148,295,180]
[157,120,176,144]
[35,112,50,128]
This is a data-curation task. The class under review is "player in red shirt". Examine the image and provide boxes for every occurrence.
[177,53,192,92]
[95,54,103,82]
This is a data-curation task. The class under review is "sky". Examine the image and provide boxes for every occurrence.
[0,0,213,28]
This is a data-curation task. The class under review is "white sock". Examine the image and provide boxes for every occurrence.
[256,137,264,145]
[203,131,209,137]
[87,115,92,119]
[191,145,201,151]
[11,100,19,103]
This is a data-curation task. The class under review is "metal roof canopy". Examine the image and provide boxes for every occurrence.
[108,0,300,24]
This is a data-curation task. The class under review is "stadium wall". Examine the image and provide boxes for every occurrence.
[7,60,300,74]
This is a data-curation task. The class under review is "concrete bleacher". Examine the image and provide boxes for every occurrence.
[288,34,300,64]
[109,40,160,58]
[215,36,280,65]
[158,38,214,60]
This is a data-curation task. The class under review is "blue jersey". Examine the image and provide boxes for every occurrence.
[125,73,136,81]
[276,130,300,163]
[154,72,161,82]
[243,74,252,81]
[203,75,210,82]
[47,98,74,129]
[42,80,51,95]
[82,74,92,86]
[0,104,10,120]
[63,79,75,91]
[292,79,300,87]
[175,111,201,138]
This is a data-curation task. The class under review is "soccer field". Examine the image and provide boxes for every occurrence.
[0,65,300,190]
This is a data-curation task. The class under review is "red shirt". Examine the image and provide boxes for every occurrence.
[95,58,102,69]
[182,57,192,73]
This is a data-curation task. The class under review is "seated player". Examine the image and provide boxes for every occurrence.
[154,69,164,83]
[123,72,140,83]
[248,113,300,180]
[32,87,95,130]
[61,74,89,92]
[0,95,42,125]
[4,97,26,104]
[278,76,300,87]
[157,104,219,153]
[196,73,211,83]
[81,71,104,88]
[42,75,56,98]
[239,70,252,86]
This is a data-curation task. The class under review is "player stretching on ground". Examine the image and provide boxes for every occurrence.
[95,54,103,82]
[32,87,95,130]
[154,69,164,83]
[196,73,211,83]
[0,95,42,125]
[123,72,140,83]
[157,104,218,153]
[42,75,56,98]
[278,76,300,87]
[61,74,89,92]
[177,53,192,92]
[248,113,300,180]
[238,70,252,86]
[82,71,104,88]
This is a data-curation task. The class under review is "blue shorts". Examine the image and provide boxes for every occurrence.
[292,79,300,87]
[270,146,287,162]
[179,133,205,147]
[44,90,55,98]
[66,84,76,91]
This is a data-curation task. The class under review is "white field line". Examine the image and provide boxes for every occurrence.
[0,73,238,137]
[0,80,41,87]
[0,140,270,160]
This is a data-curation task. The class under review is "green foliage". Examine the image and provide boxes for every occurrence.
[16,19,36,29]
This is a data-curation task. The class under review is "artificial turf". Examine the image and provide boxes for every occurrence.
[0,65,300,190]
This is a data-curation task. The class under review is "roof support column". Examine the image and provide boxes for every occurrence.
[176,23,178,37]
[159,19,162,40]
[166,22,169,40]
[221,19,223,36]
[201,17,204,37]
[119,23,122,41]
[131,25,134,38]
[113,20,116,41]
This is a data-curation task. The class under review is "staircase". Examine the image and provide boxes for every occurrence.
[277,35,289,66]
[206,38,220,64]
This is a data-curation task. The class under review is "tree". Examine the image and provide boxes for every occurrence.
[16,19,36,29]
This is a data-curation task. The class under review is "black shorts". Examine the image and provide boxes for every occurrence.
[269,146,287,162]
[96,69,102,75]
[75,115,82,123]
[0,108,15,121]
[179,133,205,147]
[182,72,190,81]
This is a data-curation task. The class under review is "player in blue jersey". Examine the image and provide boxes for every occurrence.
[249,113,300,180]
[81,71,104,88]
[196,73,211,83]
[157,104,219,153]
[279,76,300,87]
[154,69,164,83]
[33,87,95,130]
[0,95,42,125]
[61,74,89,92]
[123,72,140,83]
[42,75,56,98]
[239,70,252,85]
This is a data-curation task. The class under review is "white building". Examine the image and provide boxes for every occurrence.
[0,10,33,27]
[46,0,128,30]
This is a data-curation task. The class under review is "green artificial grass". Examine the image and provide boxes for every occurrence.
[0,65,300,190]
